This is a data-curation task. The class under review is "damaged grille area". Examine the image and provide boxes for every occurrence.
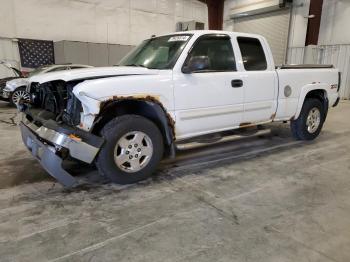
[27,81,82,126]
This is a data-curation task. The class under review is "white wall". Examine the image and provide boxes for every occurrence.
[223,0,257,31]
[317,0,350,99]
[0,0,208,46]
[288,0,310,47]
[0,37,20,78]
[0,38,19,62]
[318,0,350,45]
[223,0,310,48]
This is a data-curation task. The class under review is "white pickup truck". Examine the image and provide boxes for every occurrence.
[19,30,340,187]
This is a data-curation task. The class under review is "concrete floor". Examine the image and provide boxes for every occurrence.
[0,101,349,262]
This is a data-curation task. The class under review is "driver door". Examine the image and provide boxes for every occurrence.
[173,34,244,140]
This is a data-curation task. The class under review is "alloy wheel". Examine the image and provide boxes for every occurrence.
[12,90,31,105]
[306,107,321,134]
[114,131,153,173]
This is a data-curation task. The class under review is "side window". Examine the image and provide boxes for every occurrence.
[185,36,236,72]
[237,37,267,71]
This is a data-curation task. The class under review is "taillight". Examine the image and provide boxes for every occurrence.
[338,72,341,92]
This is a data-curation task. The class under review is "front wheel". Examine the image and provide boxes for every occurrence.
[96,115,164,184]
[10,87,30,106]
[290,98,325,140]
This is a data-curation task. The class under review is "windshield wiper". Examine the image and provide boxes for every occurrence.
[125,64,147,68]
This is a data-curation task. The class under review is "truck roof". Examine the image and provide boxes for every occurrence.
[158,30,263,39]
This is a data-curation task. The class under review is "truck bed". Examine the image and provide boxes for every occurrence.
[275,66,339,120]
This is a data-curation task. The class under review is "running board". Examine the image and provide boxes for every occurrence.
[175,129,271,151]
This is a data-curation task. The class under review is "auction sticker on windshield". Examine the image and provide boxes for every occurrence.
[168,36,190,42]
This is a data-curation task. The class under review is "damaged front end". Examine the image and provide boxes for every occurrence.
[19,81,104,187]
[25,81,82,126]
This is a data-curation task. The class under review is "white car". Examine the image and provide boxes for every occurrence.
[3,64,92,105]
[19,30,340,187]
[0,62,23,101]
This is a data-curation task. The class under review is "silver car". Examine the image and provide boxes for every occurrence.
[3,64,92,105]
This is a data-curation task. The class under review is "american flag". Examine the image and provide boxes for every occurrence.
[18,39,55,69]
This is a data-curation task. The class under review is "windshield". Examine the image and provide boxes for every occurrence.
[119,34,192,69]
[11,67,22,77]
[0,64,21,78]
[28,65,51,77]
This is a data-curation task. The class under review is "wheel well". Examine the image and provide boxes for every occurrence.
[15,86,26,89]
[13,86,27,92]
[92,99,175,156]
[305,89,329,117]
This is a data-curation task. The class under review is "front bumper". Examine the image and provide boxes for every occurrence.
[0,96,9,102]
[0,86,10,100]
[2,90,11,99]
[20,122,78,187]
[20,117,104,187]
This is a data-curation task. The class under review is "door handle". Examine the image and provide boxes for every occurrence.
[231,79,243,88]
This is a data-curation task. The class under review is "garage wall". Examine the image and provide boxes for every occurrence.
[0,38,20,63]
[223,0,311,60]
[0,37,20,77]
[288,0,350,99]
[54,41,134,66]
[0,0,208,46]
[233,9,290,65]
[318,0,350,45]
[261,1,350,58]
[317,0,350,99]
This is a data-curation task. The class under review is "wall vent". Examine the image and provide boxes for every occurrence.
[176,21,205,32]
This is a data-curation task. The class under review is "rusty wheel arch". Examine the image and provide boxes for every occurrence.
[92,95,176,157]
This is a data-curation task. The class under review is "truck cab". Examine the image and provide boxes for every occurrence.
[171,32,277,139]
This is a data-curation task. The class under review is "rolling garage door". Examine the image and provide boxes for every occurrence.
[233,9,291,65]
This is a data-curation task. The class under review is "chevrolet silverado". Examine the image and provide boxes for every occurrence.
[18,30,340,187]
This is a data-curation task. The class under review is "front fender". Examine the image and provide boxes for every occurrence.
[74,90,101,115]
[5,78,28,92]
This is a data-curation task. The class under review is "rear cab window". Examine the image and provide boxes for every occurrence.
[237,37,267,71]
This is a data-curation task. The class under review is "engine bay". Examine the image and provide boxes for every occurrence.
[26,80,82,126]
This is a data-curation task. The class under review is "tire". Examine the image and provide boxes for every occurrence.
[96,114,164,184]
[290,98,324,140]
[10,87,30,106]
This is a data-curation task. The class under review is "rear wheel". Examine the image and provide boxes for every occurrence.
[10,87,30,106]
[290,98,324,140]
[96,115,164,184]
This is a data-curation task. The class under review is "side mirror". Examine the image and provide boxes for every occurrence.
[182,56,209,74]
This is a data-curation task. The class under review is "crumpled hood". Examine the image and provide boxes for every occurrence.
[29,66,158,84]
[70,69,172,116]
[5,78,29,91]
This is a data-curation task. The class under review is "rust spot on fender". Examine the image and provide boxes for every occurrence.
[99,94,176,140]
[330,84,338,89]
[270,113,276,121]
[239,122,253,128]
